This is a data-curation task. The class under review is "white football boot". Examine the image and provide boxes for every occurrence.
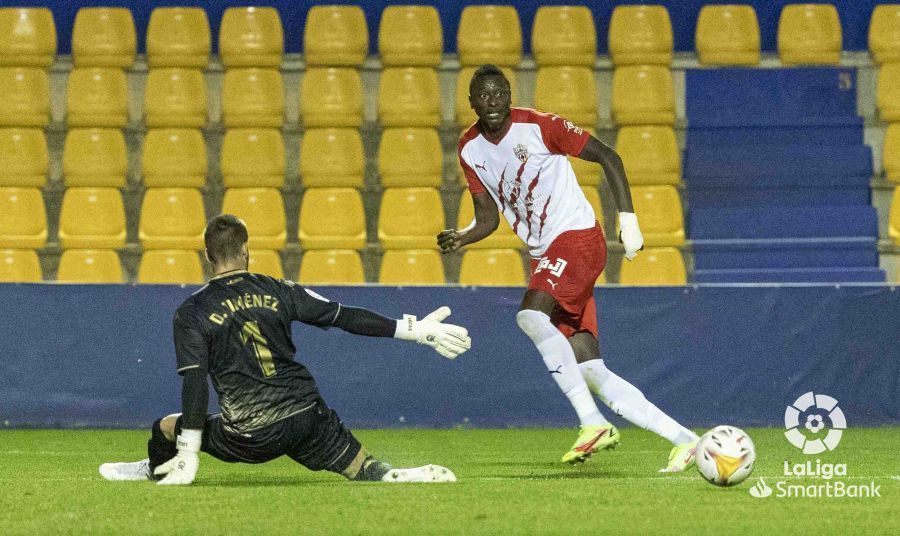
[381,464,457,483]
[99,458,154,481]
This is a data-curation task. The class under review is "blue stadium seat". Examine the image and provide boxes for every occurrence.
[693,267,885,283]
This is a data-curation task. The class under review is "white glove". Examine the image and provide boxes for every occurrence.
[395,306,472,359]
[155,429,201,486]
[618,212,644,261]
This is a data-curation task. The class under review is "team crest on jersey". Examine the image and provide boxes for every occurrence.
[514,143,529,163]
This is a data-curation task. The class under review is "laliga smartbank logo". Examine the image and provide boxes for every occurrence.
[748,392,881,499]
[784,391,845,454]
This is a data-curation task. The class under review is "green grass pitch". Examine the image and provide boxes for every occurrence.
[1,427,897,535]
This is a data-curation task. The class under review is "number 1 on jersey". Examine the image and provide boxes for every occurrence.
[240,321,276,377]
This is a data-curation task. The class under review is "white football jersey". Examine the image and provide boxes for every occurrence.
[459,108,597,257]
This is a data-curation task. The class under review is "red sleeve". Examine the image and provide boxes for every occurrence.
[533,111,590,157]
[458,129,486,194]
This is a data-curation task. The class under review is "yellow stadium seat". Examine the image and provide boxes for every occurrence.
[890,187,900,246]
[0,67,48,127]
[581,186,604,227]
[56,249,122,283]
[0,129,47,187]
[616,126,680,185]
[221,128,284,188]
[456,191,520,249]
[298,188,366,250]
[595,269,607,286]
[0,8,56,68]
[219,7,283,68]
[63,128,127,187]
[247,249,284,279]
[58,187,126,249]
[300,128,364,188]
[222,68,284,128]
[609,5,673,66]
[611,65,675,126]
[778,4,842,65]
[534,66,597,127]
[0,187,46,248]
[0,248,41,282]
[139,188,206,250]
[456,66,517,126]
[304,5,368,66]
[379,67,440,127]
[877,63,900,122]
[459,249,525,286]
[299,249,365,285]
[379,128,442,188]
[619,247,686,285]
[144,68,207,128]
[870,5,900,64]
[138,250,204,284]
[695,5,761,66]
[142,129,207,188]
[884,123,900,183]
[379,249,445,284]
[630,185,684,247]
[147,7,210,68]
[457,6,522,67]
[71,7,135,68]
[300,67,362,128]
[379,6,442,67]
[567,126,601,186]
[66,68,127,127]
[378,187,444,249]
[531,6,596,66]
[221,188,286,250]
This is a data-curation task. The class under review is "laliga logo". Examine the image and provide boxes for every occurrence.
[784,392,846,454]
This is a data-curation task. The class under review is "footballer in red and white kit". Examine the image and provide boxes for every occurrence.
[458,107,605,338]
[439,65,699,472]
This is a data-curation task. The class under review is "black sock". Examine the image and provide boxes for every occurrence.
[147,418,176,475]
[353,456,393,482]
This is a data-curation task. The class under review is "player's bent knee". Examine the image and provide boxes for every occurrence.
[516,309,557,343]
[160,413,181,441]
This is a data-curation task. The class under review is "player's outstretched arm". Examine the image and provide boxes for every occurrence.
[578,136,644,260]
[437,192,499,253]
[299,288,473,359]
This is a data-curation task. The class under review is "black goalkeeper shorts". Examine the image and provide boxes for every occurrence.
[175,400,361,473]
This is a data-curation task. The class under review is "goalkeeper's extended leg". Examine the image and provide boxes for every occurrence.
[99,414,179,481]
[341,449,456,483]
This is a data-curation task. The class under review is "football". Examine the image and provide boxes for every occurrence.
[695,425,757,487]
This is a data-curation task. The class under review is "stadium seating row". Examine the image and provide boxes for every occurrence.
[0,126,684,189]
[0,64,684,129]
[0,185,686,252]
[0,246,688,286]
[4,5,900,68]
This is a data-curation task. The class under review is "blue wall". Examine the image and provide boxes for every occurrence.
[10,0,884,55]
[1,284,897,429]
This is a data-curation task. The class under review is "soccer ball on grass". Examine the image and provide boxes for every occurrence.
[694,425,756,487]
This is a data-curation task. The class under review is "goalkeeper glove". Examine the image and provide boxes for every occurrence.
[154,429,201,486]
[395,306,472,359]
[618,212,644,261]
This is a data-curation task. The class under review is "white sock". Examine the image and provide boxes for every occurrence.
[516,310,607,426]
[579,360,697,445]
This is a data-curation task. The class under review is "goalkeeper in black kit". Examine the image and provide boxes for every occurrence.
[100,215,470,485]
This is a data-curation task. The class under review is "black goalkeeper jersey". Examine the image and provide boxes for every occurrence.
[173,271,342,434]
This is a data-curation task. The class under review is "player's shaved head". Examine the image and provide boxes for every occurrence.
[469,64,508,95]
[205,214,248,266]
